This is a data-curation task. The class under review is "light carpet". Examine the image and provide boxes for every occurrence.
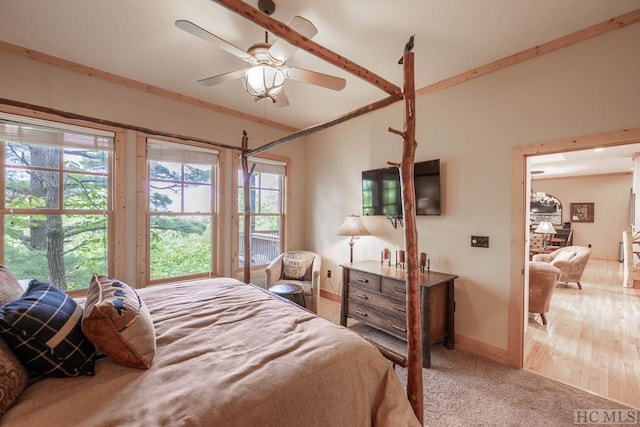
[349,323,635,427]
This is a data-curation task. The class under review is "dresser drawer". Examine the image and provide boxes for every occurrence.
[381,277,406,300]
[348,286,406,319]
[348,301,408,340]
[348,270,381,292]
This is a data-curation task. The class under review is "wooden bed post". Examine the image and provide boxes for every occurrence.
[389,47,423,422]
[241,131,255,284]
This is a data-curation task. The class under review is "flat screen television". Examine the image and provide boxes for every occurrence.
[362,159,441,217]
[362,167,402,217]
[414,159,441,216]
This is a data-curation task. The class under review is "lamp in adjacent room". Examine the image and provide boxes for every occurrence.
[534,221,556,250]
[337,214,371,263]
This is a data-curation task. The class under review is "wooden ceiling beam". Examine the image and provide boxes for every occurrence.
[246,93,403,157]
[417,8,640,97]
[212,0,402,96]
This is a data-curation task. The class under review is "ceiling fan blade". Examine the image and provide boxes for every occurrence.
[284,67,346,91]
[273,89,289,108]
[197,68,249,87]
[175,20,256,64]
[268,16,318,63]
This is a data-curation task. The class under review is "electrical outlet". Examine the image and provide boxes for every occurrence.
[327,270,332,278]
[471,236,489,248]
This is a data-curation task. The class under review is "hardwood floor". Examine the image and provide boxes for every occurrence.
[524,258,640,409]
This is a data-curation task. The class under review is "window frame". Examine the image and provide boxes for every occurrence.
[0,108,124,295]
[136,135,224,286]
[233,153,289,274]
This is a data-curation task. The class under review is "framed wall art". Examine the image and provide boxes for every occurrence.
[570,202,594,223]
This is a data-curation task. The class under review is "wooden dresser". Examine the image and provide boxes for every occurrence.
[340,261,457,368]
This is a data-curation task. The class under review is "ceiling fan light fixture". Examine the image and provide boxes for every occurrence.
[243,65,285,101]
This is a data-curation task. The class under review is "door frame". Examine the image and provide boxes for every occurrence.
[508,127,640,367]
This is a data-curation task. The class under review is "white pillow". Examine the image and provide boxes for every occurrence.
[282,253,314,281]
[555,251,575,261]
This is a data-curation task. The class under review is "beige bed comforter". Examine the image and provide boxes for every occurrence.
[2,278,420,427]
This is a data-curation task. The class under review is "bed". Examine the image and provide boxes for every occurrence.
[1,277,420,426]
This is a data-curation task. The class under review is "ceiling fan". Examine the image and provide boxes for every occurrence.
[175,13,346,107]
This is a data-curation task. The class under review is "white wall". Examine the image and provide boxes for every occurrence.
[305,24,640,351]
[533,174,632,260]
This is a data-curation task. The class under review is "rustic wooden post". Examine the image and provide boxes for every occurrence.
[389,49,423,422]
[241,131,255,284]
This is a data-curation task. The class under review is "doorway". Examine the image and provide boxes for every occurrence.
[509,127,640,408]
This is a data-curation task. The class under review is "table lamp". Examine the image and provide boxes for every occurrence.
[534,221,556,250]
[337,214,371,263]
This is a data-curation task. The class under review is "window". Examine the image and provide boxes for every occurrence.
[146,138,218,282]
[0,113,114,291]
[237,157,286,268]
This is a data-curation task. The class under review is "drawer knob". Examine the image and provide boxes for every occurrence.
[355,310,368,317]
[356,278,369,283]
[357,294,368,300]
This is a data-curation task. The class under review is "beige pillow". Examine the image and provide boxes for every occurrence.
[0,337,28,415]
[81,275,156,369]
[0,266,23,306]
[555,251,575,262]
[282,253,314,281]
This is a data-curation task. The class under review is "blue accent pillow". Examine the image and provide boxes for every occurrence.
[0,280,96,378]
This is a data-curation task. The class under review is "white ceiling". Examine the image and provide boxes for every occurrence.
[0,0,638,176]
[530,144,640,180]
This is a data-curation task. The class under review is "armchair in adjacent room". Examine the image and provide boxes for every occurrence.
[528,261,561,325]
[531,245,591,289]
[265,251,322,313]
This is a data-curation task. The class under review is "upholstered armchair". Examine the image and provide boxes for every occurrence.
[532,245,591,289]
[529,262,561,325]
[265,251,321,313]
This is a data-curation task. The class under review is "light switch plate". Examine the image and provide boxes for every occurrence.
[471,236,489,248]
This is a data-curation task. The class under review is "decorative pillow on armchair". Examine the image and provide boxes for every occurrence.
[282,253,314,281]
[554,251,575,262]
[0,280,96,378]
[81,274,156,369]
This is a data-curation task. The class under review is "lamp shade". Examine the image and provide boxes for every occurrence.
[243,65,285,99]
[534,221,556,234]
[337,214,371,237]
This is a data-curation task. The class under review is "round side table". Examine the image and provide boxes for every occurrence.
[268,283,306,308]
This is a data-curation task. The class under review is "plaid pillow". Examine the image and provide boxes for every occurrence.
[0,281,96,378]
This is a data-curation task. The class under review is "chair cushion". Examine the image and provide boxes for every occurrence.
[282,253,314,281]
[0,280,96,378]
[81,274,156,369]
[0,337,28,416]
[554,251,575,261]
[0,266,23,306]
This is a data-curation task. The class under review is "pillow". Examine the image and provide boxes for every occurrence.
[81,274,155,369]
[282,253,314,281]
[0,266,23,306]
[0,337,28,416]
[554,251,575,262]
[0,280,96,378]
